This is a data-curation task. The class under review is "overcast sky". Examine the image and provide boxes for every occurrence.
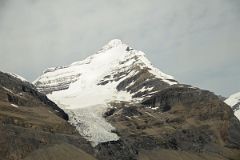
[0,0,239,96]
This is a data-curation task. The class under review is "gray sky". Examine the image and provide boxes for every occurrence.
[0,0,239,96]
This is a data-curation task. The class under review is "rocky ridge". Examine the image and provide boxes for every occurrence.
[225,92,240,120]
[0,71,95,160]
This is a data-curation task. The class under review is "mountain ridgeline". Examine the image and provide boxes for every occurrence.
[0,39,240,160]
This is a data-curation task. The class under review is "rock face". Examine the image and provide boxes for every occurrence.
[0,71,95,160]
[33,39,240,160]
[97,87,240,160]
[225,92,240,120]
[0,71,68,120]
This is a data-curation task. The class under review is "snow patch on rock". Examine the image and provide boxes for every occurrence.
[11,104,19,108]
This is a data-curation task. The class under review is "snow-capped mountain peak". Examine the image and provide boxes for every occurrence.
[34,39,178,145]
[225,92,240,107]
[225,92,240,120]
[34,39,177,95]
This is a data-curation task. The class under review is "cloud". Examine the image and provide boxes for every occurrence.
[0,0,239,96]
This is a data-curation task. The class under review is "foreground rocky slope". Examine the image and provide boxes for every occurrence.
[98,87,240,160]
[2,69,239,160]
[0,71,95,160]
[225,92,240,120]
[33,40,240,160]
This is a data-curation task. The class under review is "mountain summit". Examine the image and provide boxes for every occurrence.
[34,39,177,96]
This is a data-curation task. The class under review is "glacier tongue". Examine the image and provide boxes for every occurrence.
[63,104,120,146]
[34,39,178,145]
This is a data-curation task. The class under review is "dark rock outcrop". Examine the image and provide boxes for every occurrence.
[0,71,68,120]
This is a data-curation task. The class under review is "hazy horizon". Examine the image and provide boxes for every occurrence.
[0,0,239,96]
